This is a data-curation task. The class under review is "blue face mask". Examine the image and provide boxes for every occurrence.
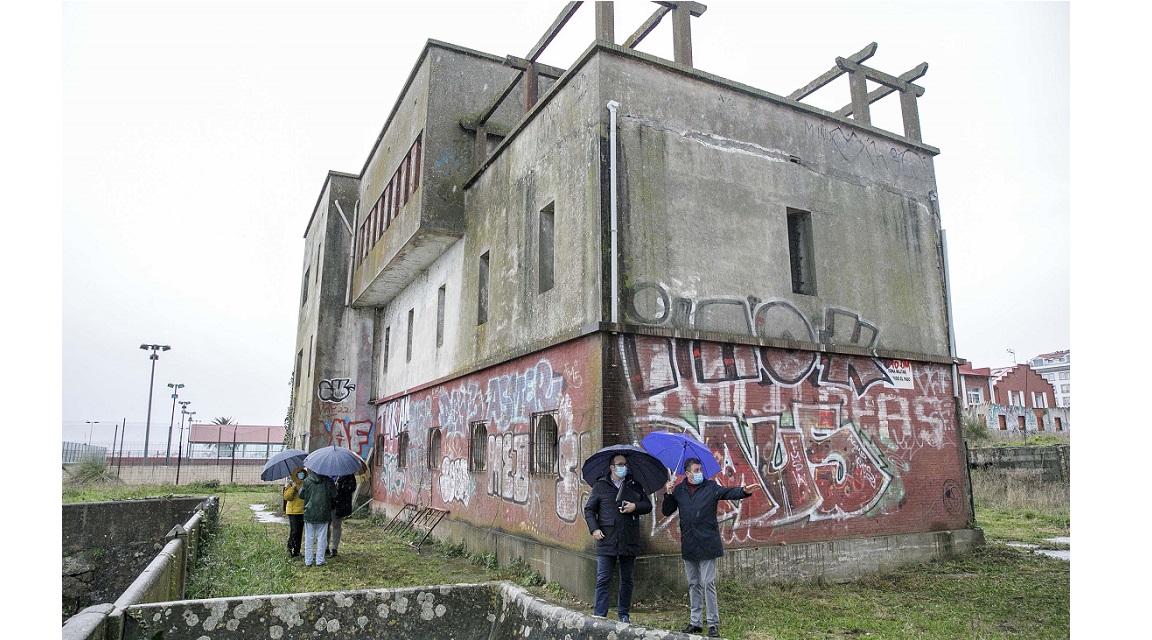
[614,465,628,479]
[689,472,704,485]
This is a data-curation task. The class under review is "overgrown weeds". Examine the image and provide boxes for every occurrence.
[64,456,121,486]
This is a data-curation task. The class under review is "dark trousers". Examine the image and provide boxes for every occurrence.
[287,514,304,555]
[594,554,636,618]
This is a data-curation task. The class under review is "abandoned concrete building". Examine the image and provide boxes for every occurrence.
[290,2,980,602]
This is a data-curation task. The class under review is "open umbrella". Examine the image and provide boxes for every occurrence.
[580,444,667,496]
[641,431,721,480]
[261,448,309,481]
[303,445,367,477]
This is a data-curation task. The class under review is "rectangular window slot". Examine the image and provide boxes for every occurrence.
[787,208,816,295]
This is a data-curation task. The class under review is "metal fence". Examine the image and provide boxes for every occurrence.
[62,442,108,464]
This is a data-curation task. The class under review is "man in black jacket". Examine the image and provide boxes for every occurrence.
[583,453,653,623]
[661,457,760,638]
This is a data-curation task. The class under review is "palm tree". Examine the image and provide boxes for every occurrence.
[212,416,236,425]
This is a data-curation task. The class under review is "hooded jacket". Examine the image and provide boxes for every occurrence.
[282,481,304,516]
[660,478,750,561]
[583,473,652,556]
[299,472,337,523]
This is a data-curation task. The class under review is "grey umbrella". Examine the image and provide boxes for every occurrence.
[303,445,367,477]
[260,448,309,481]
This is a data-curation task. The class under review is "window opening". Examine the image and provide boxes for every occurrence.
[406,308,414,362]
[437,285,446,347]
[469,422,487,472]
[539,202,555,293]
[532,413,559,475]
[787,208,816,295]
[478,251,490,325]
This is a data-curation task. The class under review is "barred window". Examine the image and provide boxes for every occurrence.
[428,428,442,469]
[470,422,487,472]
[397,432,409,469]
[532,413,559,475]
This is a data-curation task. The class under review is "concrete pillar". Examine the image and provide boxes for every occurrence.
[848,70,870,125]
[595,1,614,43]
[671,3,693,66]
[900,88,922,142]
[524,62,539,113]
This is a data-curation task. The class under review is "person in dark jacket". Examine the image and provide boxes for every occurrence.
[298,469,337,567]
[661,458,760,638]
[583,453,653,623]
[327,474,357,558]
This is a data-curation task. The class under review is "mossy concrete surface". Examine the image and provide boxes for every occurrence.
[121,581,697,640]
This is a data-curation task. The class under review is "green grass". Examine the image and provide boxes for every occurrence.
[61,480,262,503]
[68,471,1070,639]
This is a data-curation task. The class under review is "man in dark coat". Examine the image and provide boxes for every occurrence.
[327,474,357,558]
[583,452,653,623]
[661,457,760,638]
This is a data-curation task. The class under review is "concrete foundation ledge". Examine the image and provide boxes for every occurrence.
[120,581,703,640]
[61,603,115,640]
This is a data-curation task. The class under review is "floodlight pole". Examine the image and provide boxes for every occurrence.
[140,343,171,464]
[165,383,184,464]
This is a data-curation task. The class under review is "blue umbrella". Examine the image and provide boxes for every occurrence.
[303,445,367,477]
[641,431,722,480]
[261,448,309,481]
[580,444,668,496]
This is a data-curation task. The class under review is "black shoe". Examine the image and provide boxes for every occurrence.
[325,549,333,558]
[682,624,703,634]
[707,626,720,638]
[330,548,337,557]
[619,614,629,623]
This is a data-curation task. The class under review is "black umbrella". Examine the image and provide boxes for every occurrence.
[580,444,668,496]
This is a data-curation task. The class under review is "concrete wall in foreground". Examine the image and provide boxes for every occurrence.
[117,582,699,640]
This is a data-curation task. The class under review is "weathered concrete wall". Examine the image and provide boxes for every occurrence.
[457,54,606,365]
[968,445,1070,482]
[600,48,948,361]
[116,581,698,640]
[62,497,217,634]
[62,497,210,621]
[374,239,465,396]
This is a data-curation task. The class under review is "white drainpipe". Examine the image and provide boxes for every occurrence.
[607,100,620,325]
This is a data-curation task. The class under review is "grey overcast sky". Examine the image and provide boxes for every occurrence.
[50,1,1073,448]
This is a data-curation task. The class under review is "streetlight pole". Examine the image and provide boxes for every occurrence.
[177,410,196,485]
[165,383,185,464]
[140,343,171,464]
[84,421,99,448]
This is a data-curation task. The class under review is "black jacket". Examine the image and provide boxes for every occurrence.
[583,474,653,556]
[661,479,750,561]
[332,475,356,518]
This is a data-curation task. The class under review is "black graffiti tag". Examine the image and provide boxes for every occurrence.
[318,378,356,403]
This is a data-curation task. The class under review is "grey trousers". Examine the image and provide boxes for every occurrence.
[683,557,719,627]
[329,514,347,550]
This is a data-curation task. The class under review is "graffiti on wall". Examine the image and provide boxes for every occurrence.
[377,357,594,528]
[622,320,960,544]
[802,121,934,187]
[314,378,374,458]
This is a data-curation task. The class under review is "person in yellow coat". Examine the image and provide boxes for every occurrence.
[282,468,306,557]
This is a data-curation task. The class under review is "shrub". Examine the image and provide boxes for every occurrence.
[66,456,121,486]
[962,415,991,445]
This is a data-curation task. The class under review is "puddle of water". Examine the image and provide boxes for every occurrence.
[250,503,287,524]
[1005,538,1069,561]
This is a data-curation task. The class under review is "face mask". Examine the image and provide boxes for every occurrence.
[614,465,628,478]
[689,472,704,485]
